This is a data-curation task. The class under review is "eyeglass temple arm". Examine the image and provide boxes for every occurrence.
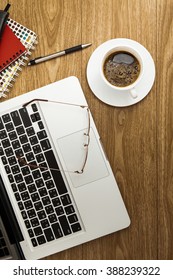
[23,99,49,107]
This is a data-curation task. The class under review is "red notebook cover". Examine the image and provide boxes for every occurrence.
[0,24,26,72]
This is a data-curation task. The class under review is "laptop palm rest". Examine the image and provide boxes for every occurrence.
[57,128,109,187]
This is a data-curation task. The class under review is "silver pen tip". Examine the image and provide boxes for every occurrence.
[82,43,92,48]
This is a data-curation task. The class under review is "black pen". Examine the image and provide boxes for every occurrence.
[28,43,92,66]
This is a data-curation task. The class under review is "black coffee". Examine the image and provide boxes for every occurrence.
[103,51,140,87]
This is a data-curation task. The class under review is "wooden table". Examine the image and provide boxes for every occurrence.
[1,0,172,260]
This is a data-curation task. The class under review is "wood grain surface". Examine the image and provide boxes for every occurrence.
[0,0,172,260]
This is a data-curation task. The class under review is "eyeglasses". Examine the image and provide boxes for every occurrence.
[17,98,91,174]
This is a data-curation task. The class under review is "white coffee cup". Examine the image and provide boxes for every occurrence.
[100,45,144,99]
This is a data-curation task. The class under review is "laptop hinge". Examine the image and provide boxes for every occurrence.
[0,175,24,245]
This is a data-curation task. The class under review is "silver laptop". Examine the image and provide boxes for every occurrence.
[0,76,130,259]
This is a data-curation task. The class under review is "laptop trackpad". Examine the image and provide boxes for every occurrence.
[57,128,109,187]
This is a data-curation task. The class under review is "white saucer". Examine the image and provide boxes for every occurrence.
[86,39,155,107]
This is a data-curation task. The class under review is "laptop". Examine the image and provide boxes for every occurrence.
[0,76,130,259]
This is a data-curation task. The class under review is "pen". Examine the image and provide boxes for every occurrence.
[28,43,92,66]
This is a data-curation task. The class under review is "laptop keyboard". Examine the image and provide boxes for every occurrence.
[0,229,9,258]
[0,103,82,247]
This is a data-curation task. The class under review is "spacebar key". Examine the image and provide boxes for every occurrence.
[44,150,67,195]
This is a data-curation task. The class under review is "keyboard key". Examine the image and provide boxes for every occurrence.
[28,184,36,193]
[21,210,27,220]
[18,201,24,210]
[30,217,39,227]
[45,205,54,215]
[19,107,32,128]
[65,205,75,215]
[38,210,46,220]
[59,215,71,236]
[34,201,43,211]
[5,165,11,174]
[24,220,31,229]
[31,193,40,202]
[52,223,63,239]
[8,131,17,141]
[27,209,36,218]
[10,111,22,126]
[35,178,44,188]
[11,165,20,174]
[0,130,7,139]
[45,180,54,189]
[31,103,38,112]
[8,156,17,166]
[26,152,35,162]
[36,153,44,163]
[19,134,28,144]
[21,166,30,176]
[52,197,61,207]
[38,121,44,130]
[29,135,38,145]
[32,169,41,179]
[22,143,31,153]
[39,187,48,197]
[5,122,14,132]
[12,140,20,149]
[40,139,51,151]
[21,191,30,201]
[16,125,25,135]
[49,189,58,198]
[48,214,57,223]
[28,229,34,238]
[8,174,14,183]
[14,192,21,201]
[0,146,4,156]
[71,223,82,233]
[24,200,33,210]
[37,130,47,140]
[2,113,11,123]
[33,144,42,154]
[42,196,51,206]
[68,214,78,224]
[44,228,55,242]
[2,139,10,148]
[61,194,71,206]
[42,171,51,180]
[34,226,43,236]
[37,235,46,245]
[15,148,24,157]
[0,117,4,129]
[26,127,35,136]
[14,173,23,183]
[11,183,17,192]
[31,238,37,247]
[44,150,67,195]
[41,219,49,229]
[55,206,64,216]
[1,156,7,165]
[18,182,26,192]
[24,175,33,185]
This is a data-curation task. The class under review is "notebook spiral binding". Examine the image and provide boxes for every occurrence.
[0,18,38,98]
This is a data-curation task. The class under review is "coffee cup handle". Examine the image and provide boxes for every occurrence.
[130,88,138,99]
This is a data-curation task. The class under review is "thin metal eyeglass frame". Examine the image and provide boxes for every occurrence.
[17,98,91,174]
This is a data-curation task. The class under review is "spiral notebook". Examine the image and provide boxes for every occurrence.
[0,24,27,72]
[0,18,38,97]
